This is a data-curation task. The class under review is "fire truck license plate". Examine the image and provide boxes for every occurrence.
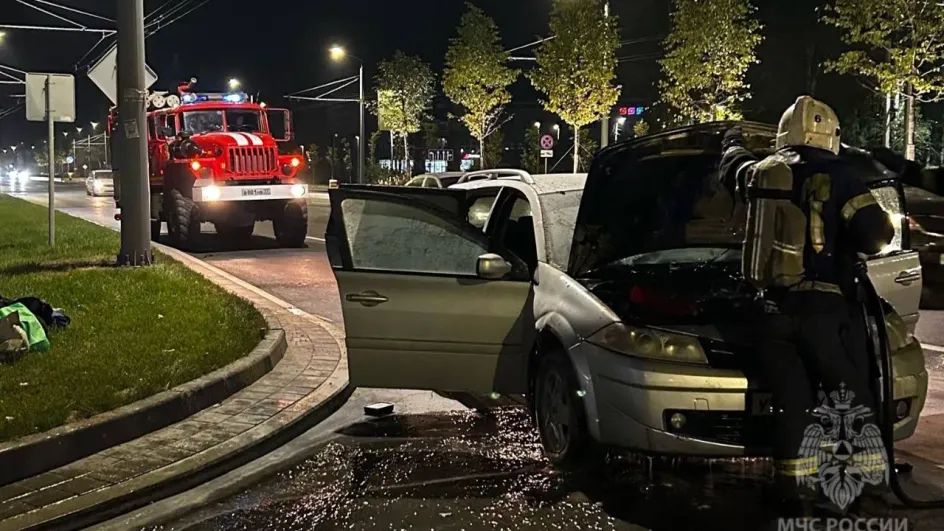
[241,187,272,197]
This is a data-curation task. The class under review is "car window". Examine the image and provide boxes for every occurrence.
[468,192,500,230]
[423,177,440,188]
[493,192,538,273]
[540,190,582,270]
[405,177,425,187]
[340,197,488,276]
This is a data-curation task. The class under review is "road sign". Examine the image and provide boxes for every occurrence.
[540,135,555,150]
[25,73,74,123]
[65,156,74,164]
[87,45,158,105]
[540,149,554,158]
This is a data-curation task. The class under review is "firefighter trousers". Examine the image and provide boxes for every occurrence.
[751,290,877,499]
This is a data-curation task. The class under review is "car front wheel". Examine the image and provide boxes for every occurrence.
[533,349,595,467]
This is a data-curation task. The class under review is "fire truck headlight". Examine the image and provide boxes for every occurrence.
[203,185,221,202]
[190,160,202,171]
[291,184,307,198]
[290,157,301,168]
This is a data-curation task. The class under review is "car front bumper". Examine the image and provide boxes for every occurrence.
[584,339,928,457]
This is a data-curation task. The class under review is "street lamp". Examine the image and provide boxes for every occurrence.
[614,116,627,141]
[534,121,541,129]
[90,122,99,130]
[329,44,365,184]
[76,127,83,135]
[552,124,560,139]
[228,78,240,90]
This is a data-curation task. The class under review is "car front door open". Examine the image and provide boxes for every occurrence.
[326,186,533,393]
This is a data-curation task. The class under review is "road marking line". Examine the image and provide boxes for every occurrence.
[922,343,944,354]
[306,236,325,242]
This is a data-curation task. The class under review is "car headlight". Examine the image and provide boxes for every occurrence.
[203,185,221,201]
[586,322,709,365]
[290,184,307,198]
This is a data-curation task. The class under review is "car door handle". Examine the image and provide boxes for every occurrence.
[345,291,389,307]
[894,271,921,286]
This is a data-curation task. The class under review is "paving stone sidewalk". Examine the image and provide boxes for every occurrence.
[0,246,348,531]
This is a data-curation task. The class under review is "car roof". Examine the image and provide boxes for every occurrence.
[450,172,586,194]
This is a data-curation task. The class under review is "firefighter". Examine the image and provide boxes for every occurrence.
[719,96,895,516]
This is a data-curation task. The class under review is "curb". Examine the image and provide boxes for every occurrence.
[0,243,351,531]
[0,330,286,487]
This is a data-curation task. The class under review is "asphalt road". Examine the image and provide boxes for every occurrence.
[9,179,944,530]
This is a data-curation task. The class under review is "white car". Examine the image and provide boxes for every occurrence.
[325,122,927,463]
[85,169,114,197]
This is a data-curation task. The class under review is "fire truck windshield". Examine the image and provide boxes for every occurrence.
[182,110,224,134]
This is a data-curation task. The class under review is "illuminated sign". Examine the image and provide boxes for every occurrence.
[619,106,646,116]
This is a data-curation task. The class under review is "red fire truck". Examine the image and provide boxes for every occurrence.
[111,86,307,247]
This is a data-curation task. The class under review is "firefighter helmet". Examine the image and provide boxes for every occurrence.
[775,96,841,155]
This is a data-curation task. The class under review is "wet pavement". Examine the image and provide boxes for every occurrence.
[153,406,944,531]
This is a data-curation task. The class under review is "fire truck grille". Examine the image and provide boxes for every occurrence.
[228,147,277,176]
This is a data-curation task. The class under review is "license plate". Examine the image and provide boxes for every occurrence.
[750,392,774,416]
[241,187,272,197]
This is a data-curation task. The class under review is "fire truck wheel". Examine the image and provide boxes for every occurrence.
[273,200,308,248]
[165,189,199,248]
[215,223,254,240]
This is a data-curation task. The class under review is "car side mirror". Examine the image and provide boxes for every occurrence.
[476,253,512,280]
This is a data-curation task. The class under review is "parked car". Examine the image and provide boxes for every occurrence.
[404,172,467,188]
[325,122,927,463]
[903,185,944,307]
[85,169,114,197]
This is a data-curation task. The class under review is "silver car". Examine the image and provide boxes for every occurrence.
[85,169,114,197]
[404,172,467,188]
[326,122,927,463]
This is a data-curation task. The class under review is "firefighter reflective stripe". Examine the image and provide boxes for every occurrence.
[776,457,818,477]
[841,192,879,224]
[804,174,831,253]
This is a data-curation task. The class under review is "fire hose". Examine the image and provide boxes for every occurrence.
[856,262,944,509]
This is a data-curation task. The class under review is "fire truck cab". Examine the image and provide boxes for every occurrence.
[117,89,308,248]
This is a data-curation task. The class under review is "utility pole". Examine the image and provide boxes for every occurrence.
[116,0,152,266]
[358,63,365,184]
[600,1,611,149]
[46,76,55,247]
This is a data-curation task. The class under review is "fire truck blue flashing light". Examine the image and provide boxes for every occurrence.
[179,92,248,105]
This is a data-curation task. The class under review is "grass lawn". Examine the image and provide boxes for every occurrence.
[0,196,267,442]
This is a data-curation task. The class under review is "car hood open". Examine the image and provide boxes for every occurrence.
[566,121,905,279]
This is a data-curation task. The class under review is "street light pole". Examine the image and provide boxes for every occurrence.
[358,63,365,184]
[116,0,152,266]
[600,1,611,149]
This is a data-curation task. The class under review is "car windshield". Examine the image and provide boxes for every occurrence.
[182,110,224,133]
[540,189,583,270]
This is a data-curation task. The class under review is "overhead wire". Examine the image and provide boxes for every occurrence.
[31,0,114,24]
[16,0,85,28]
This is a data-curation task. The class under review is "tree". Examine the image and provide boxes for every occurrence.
[659,0,763,125]
[340,138,353,180]
[444,3,518,170]
[483,128,505,169]
[823,0,944,160]
[305,143,322,183]
[576,127,599,172]
[326,145,339,181]
[374,51,437,177]
[843,96,936,163]
[521,126,542,174]
[633,120,650,138]
[529,0,621,173]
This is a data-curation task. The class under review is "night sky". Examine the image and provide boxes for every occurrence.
[0,0,871,151]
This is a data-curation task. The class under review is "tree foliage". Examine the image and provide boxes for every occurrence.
[529,0,621,172]
[576,127,599,172]
[843,97,935,163]
[374,51,437,137]
[633,120,650,138]
[444,3,518,168]
[521,126,542,174]
[659,0,763,125]
[483,128,505,169]
[822,0,944,101]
